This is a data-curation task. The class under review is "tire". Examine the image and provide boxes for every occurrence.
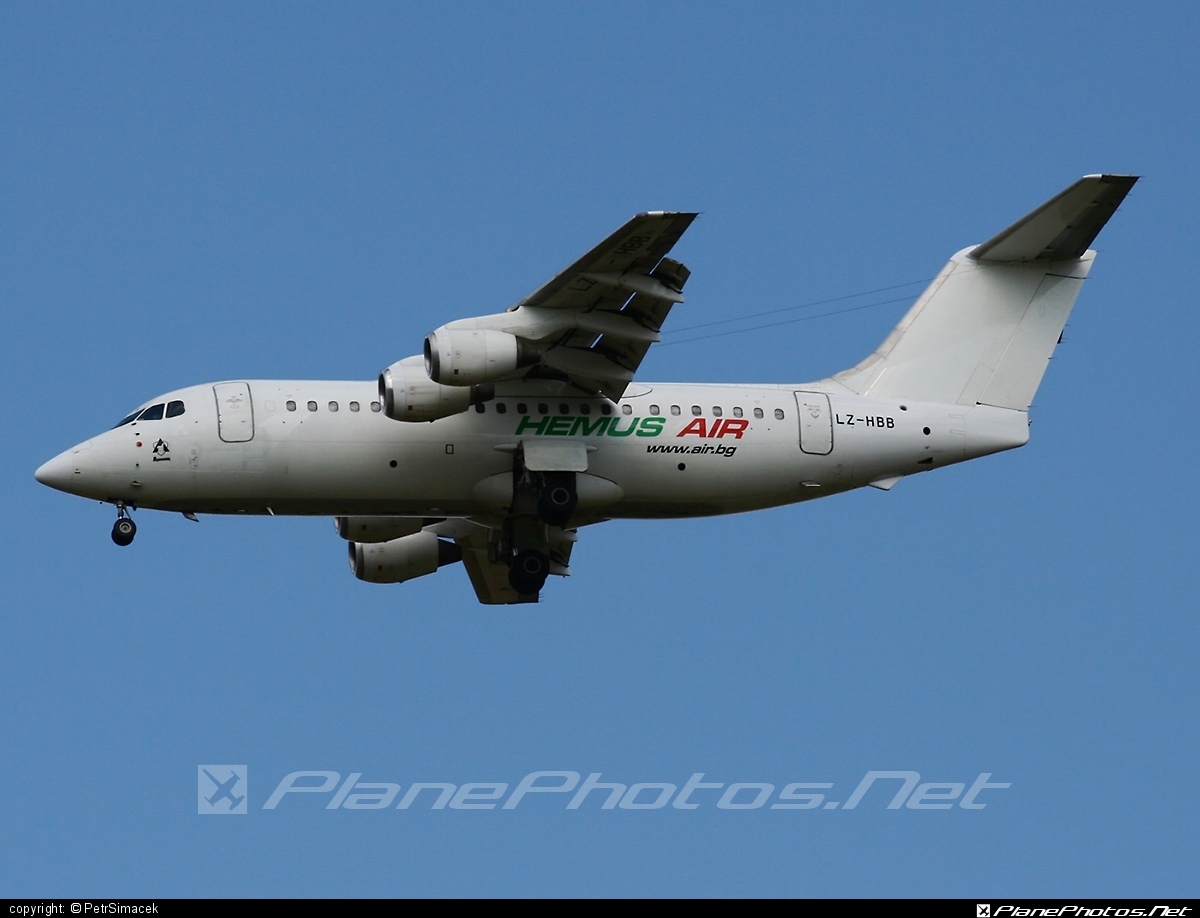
[111,517,137,546]
[508,549,550,595]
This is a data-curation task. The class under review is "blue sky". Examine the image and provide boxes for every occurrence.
[2,1,1197,897]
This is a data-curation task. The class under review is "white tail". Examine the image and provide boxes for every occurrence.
[833,175,1137,411]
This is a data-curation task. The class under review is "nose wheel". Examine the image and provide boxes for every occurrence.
[111,506,136,546]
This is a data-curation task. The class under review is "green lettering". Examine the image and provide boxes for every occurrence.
[569,416,611,436]
[545,415,572,436]
[515,415,550,436]
[636,417,665,437]
[607,416,639,437]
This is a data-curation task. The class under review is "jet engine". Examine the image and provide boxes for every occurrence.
[349,530,463,584]
[424,327,537,386]
[378,355,491,422]
[335,516,426,543]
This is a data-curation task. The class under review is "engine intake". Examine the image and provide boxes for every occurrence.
[349,531,463,584]
[425,327,537,386]
[378,355,492,422]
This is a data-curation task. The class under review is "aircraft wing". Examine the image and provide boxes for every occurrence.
[430,211,698,401]
[515,211,698,312]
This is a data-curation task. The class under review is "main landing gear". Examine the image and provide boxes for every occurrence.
[504,449,579,596]
[536,471,578,528]
[509,547,551,596]
[111,504,136,546]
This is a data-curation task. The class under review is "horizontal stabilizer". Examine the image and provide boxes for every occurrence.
[970,174,1137,262]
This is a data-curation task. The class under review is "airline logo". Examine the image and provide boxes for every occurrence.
[513,415,749,439]
[515,415,662,437]
[675,418,748,439]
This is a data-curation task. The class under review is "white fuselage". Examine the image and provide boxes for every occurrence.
[36,379,1030,521]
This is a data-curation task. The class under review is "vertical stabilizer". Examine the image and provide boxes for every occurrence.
[833,175,1136,411]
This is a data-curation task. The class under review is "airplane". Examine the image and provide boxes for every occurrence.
[203,769,245,810]
[35,175,1137,604]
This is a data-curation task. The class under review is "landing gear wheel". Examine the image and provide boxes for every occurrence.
[508,549,550,596]
[536,472,578,527]
[111,517,136,546]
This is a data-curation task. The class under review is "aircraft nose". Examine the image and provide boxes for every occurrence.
[35,445,85,492]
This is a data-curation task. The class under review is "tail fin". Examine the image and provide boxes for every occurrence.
[833,175,1137,410]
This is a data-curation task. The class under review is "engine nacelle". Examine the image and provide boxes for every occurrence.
[424,327,536,386]
[378,355,491,422]
[349,531,463,584]
[335,516,426,543]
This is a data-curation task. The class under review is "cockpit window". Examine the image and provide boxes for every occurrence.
[112,411,141,429]
[166,400,185,418]
[138,403,165,421]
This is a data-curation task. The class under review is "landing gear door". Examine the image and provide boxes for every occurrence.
[214,382,255,443]
[795,391,832,455]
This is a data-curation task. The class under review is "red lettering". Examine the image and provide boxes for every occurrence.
[708,419,725,438]
[717,418,749,439]
[678,418,707,437]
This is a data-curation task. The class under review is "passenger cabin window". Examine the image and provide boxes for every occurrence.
[691,405,701,416]
[670,405,681,416]
[538,403,548,415]
[307,401,318,412]
[139,403,165,421]
[475,402,486,413]
[559,403,570,415]
[349,401,360,412]
[517,403,528,414]
[775,408,785,419]
[733,406,743,418]
[712,406,722,417]
[601,404,613,416]
[621,404,633,416]
[649,405,660,415]
[328,401,339,412]
[496,403,507,414]
[370,401,381,412]
[578,404,589,415]
[166,400,185,418]
[286,400,297,411]
[753,408,764,419]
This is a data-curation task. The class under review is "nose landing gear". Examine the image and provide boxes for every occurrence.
[111,504,136,546]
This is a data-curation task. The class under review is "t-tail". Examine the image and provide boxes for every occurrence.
[833,174,1138,410]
